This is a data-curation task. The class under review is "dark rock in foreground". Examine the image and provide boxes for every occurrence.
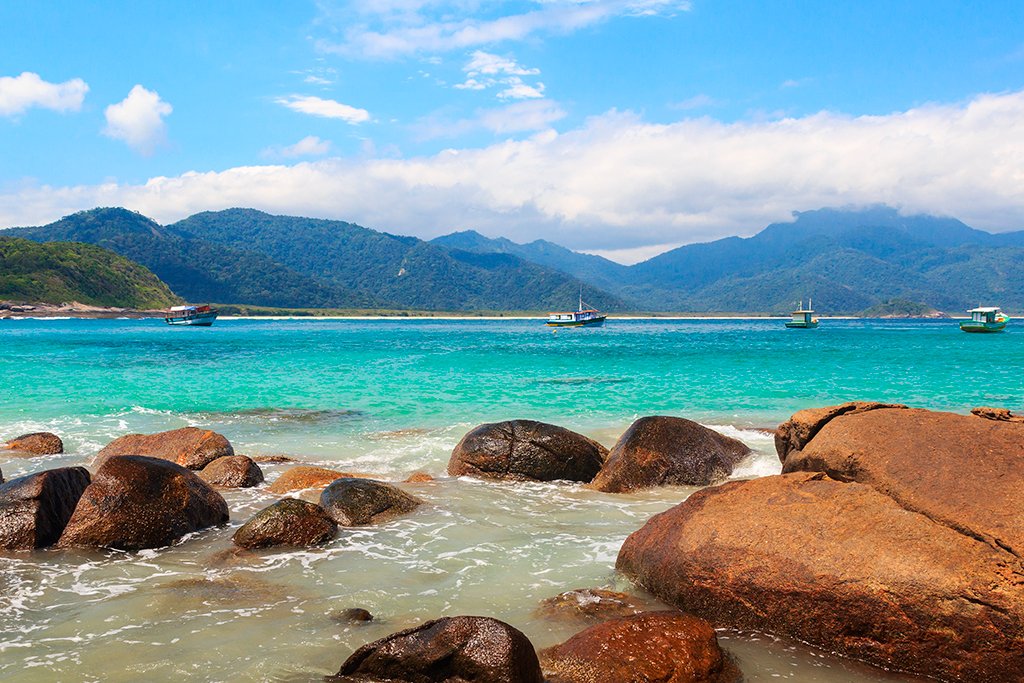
[319,478,421,526]
[617,472,1024,682]
[535,588,646,624]
[329,615,543,683]
[3,432,64,456]
[96,426,233,470]
[58,456,229,550]
[232,498,337,549]
[0,467,91,549]
[590,416,750,493]
[540,611,739,683]
[199,455,265,488]
[448,419,607,483]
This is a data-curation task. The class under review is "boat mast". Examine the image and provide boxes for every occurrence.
[579,285,583,313]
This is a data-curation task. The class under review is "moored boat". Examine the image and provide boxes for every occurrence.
[785,299,819,329]
[959,306,1008,333]
[165,304,218,326]
[546,291,606,328]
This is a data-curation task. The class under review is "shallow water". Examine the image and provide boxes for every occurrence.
[1,318,1017,681]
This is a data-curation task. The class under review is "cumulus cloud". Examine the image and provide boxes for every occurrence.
[103,85,172,155]
[0,72,88,116]
[276,95,370,123]
[455,51,545,100]
[5,90,1024,258]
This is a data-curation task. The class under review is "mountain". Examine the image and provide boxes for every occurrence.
[0,236,179,308]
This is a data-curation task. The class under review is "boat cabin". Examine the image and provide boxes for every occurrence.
[967,307,1002,324]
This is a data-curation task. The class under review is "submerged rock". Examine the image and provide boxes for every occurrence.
[58,455,229,551]
[331,607,374,624]
[403,471,433,483]
[448,419,607,482]
[198,455,265,488]
[540,611,739,683]
[3,432,64,456]
[267,466,368,494]
[96,426,233,470]
[774,401,906,461]
[319,478,421,526]
[232,498,337,549]
[590,416,750,493]
[617,472,1024,682]
[0,467,91,549]
[535,588,646,624]
[251,454,300,464]
[329,616,543,683]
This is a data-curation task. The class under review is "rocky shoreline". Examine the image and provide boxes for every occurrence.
[0,301,163,318]
[2,405,1022,682]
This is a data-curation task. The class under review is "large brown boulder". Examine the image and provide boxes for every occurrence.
[266,466,368,494]
[590,417,750,493]
[198,455,264,488]
[319,478,421,526]
[617,472,1024,682]
[329,616,543,683]
[781,407,1024,556]
[774,401,905,461]
[96,427,233,470]
[448,420,607,483]
[540,611,739,683]
[3,432,64,456]
[0,467,91,549]
[58,456,229,551]
[232,498,337,549]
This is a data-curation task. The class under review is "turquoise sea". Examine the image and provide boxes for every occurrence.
[1,317,1020,682]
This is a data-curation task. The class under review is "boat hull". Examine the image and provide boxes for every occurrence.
[959,321,1007,333]
[785,321,819,329]
[546,316,606,328]
[165,312,218,326]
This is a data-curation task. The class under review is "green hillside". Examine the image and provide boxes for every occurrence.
[0,236,179,308]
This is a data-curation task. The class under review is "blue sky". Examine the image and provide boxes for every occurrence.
[2,1,1023,261]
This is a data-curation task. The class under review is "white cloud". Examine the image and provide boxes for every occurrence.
[455,51,545,99]
[103,85,172,156]
[414,99,566,139]
[304,75,333,85]
[262,135,333,159]
[497,79,545,100]
[0,72,88,116]
[276,95,370,123]
[5,90,1024,257]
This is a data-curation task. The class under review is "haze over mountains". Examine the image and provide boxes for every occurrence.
[6,206,1023,313]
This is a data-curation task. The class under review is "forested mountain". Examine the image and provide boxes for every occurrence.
[0,236,179,308]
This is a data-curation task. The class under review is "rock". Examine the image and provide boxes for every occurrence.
[617,472,1024,682]
[971,406,1024,423]
[3,432,64,455]
[232,498,337,549]
[539,611,739,683]
[404,472,433,483]
[774,401,905,462]
[589,417,750,493]
[0,467,91,549]
[781,407,1024,556]
[96,426,233,470]
[535,588,646,624]
[158,575,288,604]
[319,478,421,527]
[198,455,264,488]
[447,419,607,482]
[331,607,374,624]
[58,456,229,551]
[251,454,300,464]
[266,466,369,494]
[329,616,543,683]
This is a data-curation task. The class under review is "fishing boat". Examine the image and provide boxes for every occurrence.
[164,304,218,326]
[546,290,606,328]
[959,306,1009,333]
[785,299,819,329]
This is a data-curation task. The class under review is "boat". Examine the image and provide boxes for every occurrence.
[959,306,1009,333]
[546,290,606,328]
[785,299,819,329]
[164,304,218,326]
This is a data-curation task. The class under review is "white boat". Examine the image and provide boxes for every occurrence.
[545,290,606,328]
[164,305,218,326]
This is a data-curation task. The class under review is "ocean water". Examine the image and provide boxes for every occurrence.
[1,317,1019,682]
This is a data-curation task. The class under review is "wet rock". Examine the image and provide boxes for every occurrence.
[589,417,750,493]
[160,574,288,604]
[251,454,300,464]
[970,406,1024,423]
[535,588,646,624]
[0,467,91,549]
[329,615,543,683]
[267,466,369,494]
[540,611,739,683]
[774,401,905,462]
[331,607,374,624]
[781,406,1024,556]
[319,478,421,527]
[617,472,1024,682]
[96,426,233,470]
[3,432,64,456]
[447,419,607,483]
[404,472,433,483]
[58,455,229,551]
[198,455,264,488]
[232,498,337,549]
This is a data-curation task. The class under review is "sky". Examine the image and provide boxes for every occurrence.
[1,1,1023,263]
